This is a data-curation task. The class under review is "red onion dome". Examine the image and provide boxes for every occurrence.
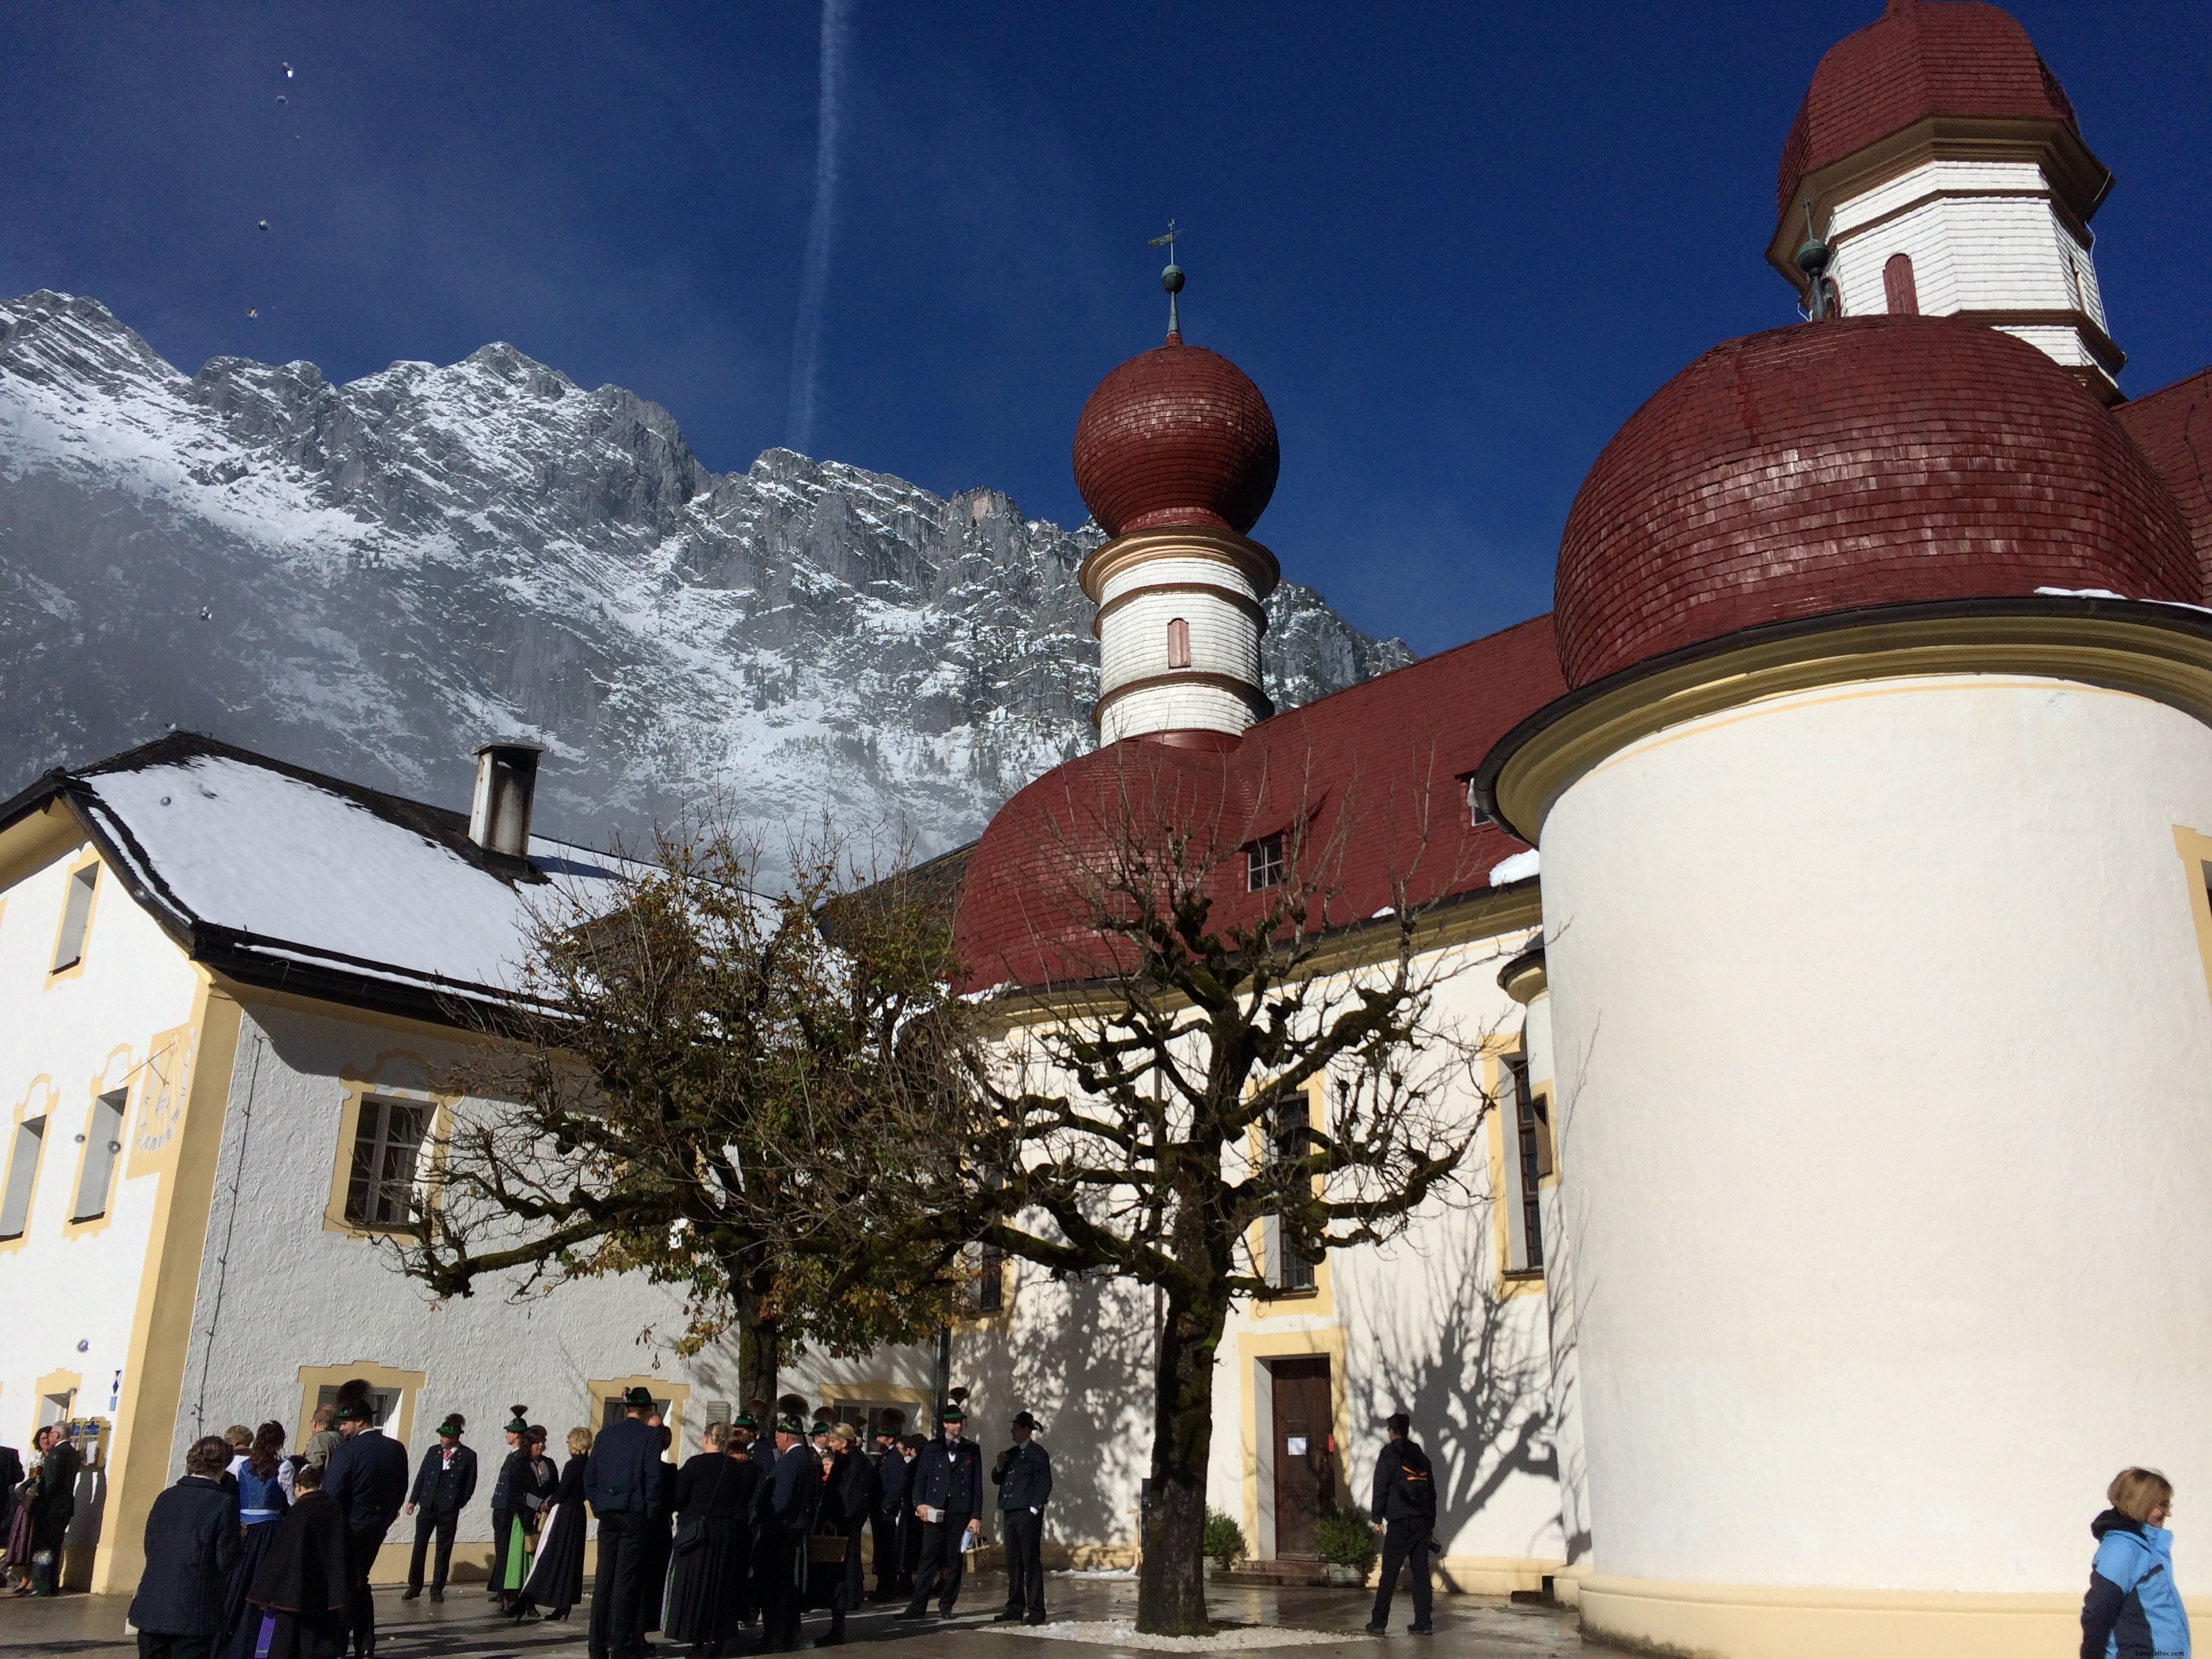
[1073,340,1279,538]
[1777,0,2078,220]
[1552,316,2198,689]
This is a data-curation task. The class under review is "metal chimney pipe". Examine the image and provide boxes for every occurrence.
[468,742,545,858]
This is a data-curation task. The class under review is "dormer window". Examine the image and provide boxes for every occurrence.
[1166,617,1191,670]
[1247,832,1284,892]
[1464,776,1494,829]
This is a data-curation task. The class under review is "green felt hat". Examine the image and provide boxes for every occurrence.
[622,1387,657,1410]
[334,1399,373,1424]
[939,1402,965,1423]
[436,1416,464,1437]
[774,1414,808,1437]
[731,1412,757,1431]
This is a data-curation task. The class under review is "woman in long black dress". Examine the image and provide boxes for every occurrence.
[511,1427,590,1622]
[636,1425,678,1637]
[661,1423,758,1656]
[222,1422,292,1659]
[243,1462,350,1659]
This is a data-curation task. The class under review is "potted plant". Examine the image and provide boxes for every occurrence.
[1314,1508,1378,1587]
[1203,1507,1248,1576]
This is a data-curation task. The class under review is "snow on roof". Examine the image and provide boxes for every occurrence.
[16,735,635,1017]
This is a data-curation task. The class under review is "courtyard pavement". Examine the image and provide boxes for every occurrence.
[0,1572,1616,1657]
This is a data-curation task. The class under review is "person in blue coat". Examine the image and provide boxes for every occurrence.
[400,1415,476,1603]
[895,1404,985,1622]
[2083,1467,2191,1659]
[990,1412,1052,1626]
[321,1397,408,1659]
[582,1387,668,1659]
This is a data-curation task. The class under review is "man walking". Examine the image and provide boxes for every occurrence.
[990,1411,1052,1626]
[400,1415,475,1603]
[583,1387,666,1659]
[127,1436,240,1659]
[895,1404,983,1622]
[321,1399,409,1659]
[1363,1412,1436,1637]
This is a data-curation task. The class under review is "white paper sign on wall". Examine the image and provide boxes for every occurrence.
[1286,1436,1308,1456]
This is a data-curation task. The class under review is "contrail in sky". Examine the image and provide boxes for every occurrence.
[787,0,851,455]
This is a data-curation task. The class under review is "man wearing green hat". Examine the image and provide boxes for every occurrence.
[487,1408,531,1603]
[402,1414,476,1602]
[758,1414,819,1652]
[895,1403,984,1622]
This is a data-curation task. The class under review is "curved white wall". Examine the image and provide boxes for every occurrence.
[1540,674,2212,1599]
[1101,681,1258,745]
[1092,542,1269,741]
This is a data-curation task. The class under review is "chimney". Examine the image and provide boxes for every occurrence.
[468,742,544,858]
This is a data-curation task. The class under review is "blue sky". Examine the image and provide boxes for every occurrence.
[5,2,2207,655]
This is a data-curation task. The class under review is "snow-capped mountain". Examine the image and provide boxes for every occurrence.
[0,290,1410,855]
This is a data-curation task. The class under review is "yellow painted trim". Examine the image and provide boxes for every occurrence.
[43,845,102,986]
[1579,1572,2212,1659]
[1433,1555,1566,1597]
[90,977,244,1595]
[815,1380,935,1424]
[1234,1324,1351,1562]
[209,977,503,1048]
[30,1368,82,1418]
[1494,612,2212,841]
[1500,959,1547,1005]
[0,1074,61,1255]
[295,1361,428,1453]
[1481,1045,1544,1300]
[2173,826,2212,1019]
[322,1057,454,1239]
[586,1375,691,1451]
[953,1251,1017,1334]
[59,1044,138,1241]
[1248,1075,1334,1319]
[0,804,87,902]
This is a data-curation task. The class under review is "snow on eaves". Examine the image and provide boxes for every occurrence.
[1488,848,1539,887]
[83,754,626,994]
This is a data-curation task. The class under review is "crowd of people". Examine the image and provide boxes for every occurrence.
[107,1380,1055,1659]
[2,1423,83,1597]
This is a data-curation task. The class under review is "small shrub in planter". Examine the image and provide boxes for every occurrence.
[1203,1507,1248,1569]
[1313,1509,1378,1583]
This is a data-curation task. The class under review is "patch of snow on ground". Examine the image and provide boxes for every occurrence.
[991,1620,1347,1651]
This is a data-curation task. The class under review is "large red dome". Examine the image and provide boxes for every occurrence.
[1776,0,2078,220]
[1552,316,2198,689]
[1073,340,1279,538]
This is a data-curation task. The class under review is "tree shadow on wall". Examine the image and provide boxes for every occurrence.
[947,1269,1160,1551]
[1362,1225,1561,1579]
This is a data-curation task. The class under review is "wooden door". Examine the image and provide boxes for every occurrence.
[1270,1357,1332,1558]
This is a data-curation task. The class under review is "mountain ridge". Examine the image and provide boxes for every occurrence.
[0,289,1412,857]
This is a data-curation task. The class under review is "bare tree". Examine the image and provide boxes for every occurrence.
[391,815,981,1409]
[955,745,1504,1635]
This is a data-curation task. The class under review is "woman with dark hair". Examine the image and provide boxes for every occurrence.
[5,1427,52,1594]
[496,1429,558,1609]
[243,1460,349,1659]
[221,1423,291,1658]
[487,1406,530,1607]
[511,1427,591,1622]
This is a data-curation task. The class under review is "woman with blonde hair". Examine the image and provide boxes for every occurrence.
[2082,1467,2190,1658]
[511,1427,592,1622]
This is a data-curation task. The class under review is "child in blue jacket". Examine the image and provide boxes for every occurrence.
[2083,1467,2190,1658]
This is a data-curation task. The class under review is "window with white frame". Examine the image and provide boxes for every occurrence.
[51,864,96,972]
[1247,832,1285,893]
[1,1115,45,1238]
[71,1090,127,1222]
[344,1096,429,1229]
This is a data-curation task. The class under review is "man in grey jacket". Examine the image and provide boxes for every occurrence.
[583,1388,667,1659]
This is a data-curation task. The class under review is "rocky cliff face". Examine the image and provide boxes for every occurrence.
[0,290,1410,854]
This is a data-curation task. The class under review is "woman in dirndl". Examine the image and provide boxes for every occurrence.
[511,1427,592,1622]
[497,1429,558,1606]
[661,1422,759,1656]
[222,1422,293,1659]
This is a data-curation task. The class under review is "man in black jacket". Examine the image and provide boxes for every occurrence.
[871,1414,911,1601]
[990,1412,1053,1626]
[583,1387,667,1659]
[323,1401,409,1659]
[1363,1412,1437,1637]
[129,1436,243,1659]
[895,1404,985,1622]
[400,1415,476,1603]
[756,1415,819,1653]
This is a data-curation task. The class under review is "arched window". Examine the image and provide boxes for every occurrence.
[1883,253,1919,316]
[1166,617,1191,670]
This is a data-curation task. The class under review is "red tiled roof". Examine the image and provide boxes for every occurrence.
[951,615,1565,991]
[2114,367,2212,602]
[1072,339,1281,537]
[1776,0,2077,220]
[1552,316,2198,689]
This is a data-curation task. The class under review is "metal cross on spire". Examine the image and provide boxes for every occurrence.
[1148,220,1186,341]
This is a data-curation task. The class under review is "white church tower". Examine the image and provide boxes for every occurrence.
[1769,0,2124,400]
[1071,245,1282,747]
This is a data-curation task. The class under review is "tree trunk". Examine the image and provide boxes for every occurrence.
[737,1279,780,1420]
[1136,1284,1229,1635]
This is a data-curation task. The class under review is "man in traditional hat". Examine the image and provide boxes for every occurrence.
[870,1410,909,1601]
[583,1388,667,1659]
[991,1411,1052,1625]
[485,1407,530,1601]
[401,1414,476,1603]
[757,1413,820,1653]
[895,1403,984,1622]
[322,1395,409,1659]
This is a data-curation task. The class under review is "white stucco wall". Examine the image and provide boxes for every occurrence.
[1540,672,2212,1596]
[0,838,203,1557]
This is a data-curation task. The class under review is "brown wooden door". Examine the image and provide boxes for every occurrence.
[1270,1357,1332,1558]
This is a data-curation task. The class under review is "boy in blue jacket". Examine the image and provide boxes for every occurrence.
[2083,1467,2190,1659]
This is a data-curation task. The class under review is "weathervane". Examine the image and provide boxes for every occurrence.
[1148,220,1185,341]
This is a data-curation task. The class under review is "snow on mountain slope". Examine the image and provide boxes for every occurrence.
[0,290,1412,855]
